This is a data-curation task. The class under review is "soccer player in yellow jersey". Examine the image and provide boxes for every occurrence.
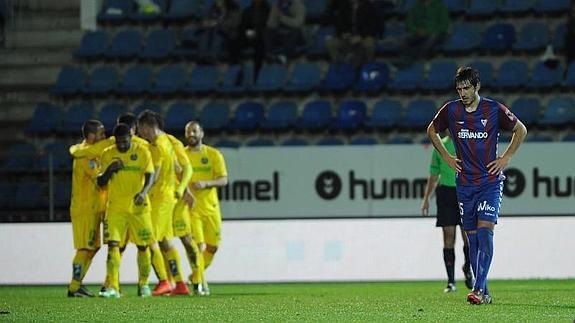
[185,121,228,295]
[67,120,106,297]
[137,110,189,296]
[97,124,155,298]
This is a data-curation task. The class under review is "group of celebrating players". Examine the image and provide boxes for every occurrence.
[66,110,228,298]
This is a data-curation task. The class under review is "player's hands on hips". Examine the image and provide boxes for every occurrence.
[134,192,146,206]
[421,199,429,216]
[445,154,462,173]
[487,155,511,175]
[192,181,207,190]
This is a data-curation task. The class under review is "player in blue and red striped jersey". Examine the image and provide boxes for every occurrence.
[427,67,527,305]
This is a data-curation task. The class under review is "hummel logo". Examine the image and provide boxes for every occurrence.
[457,121,464,124]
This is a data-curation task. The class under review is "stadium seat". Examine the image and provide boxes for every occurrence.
[513,22,549,52]
[151,64,186,95]
[317,137,344,146]
[510,97,541,127]
[443,0,467,14]
[98,0,134,23]
[252,64,287,92]
[320,63,356,92]
[246,138,275,147]
[540,96,575,127]
[99,102,128,131]
[469,61,494,87]
[129,0,166,22]
[377,21,405,54]
[164,0,202,22]
[527,61,563,89]
[443,22,482,53]
[13,181,46,210]
[494,60,528,88]
[183,65,220,94]
[308,26,335,58]
[27,103,63,134]
[284,62,321,93]
[1,142,37,172]
[562,61,575,88]
[499,0,536,15]
[74,30,109,60]
[229,101,265,130]
[353,62,390,93]
[561,133,575,142]
[164,102,196,132]
[332,100,367,131]
[219,64,254,94]
[482,23,516,52]
[105,29,142,60]
[553,23,566,51]
[281,137,309,146]
[139,29,176,60]
[54,181,71,209]
[401,99,436,129]
[0,182,15,210]
[84,66,119,95]
[52,66,86,96]
[389,63,424,91]
[424,60,458,91]
[132,102,161,117]
[297,100,333,130]
[467,0,498,17]
[260,101,298,130]
[118,65,153,95]
[35,141,71,171]
[350,136,378,145]
[59,102,95,134]
[385,136,414,144]
[365,99,403,129]
[199,102,230,131]
[213,139,240,148]
[536,0,570,14]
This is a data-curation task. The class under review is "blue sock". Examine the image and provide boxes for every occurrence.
[467,231,478,287]
[476,227,494,292]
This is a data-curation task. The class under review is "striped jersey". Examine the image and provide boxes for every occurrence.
[432,97,518,186]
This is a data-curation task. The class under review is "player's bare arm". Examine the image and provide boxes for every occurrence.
[427,124,462,173]
[487,120,527,175]
[134,172,154,206]
[192,176,228,190]
[421,174,439,216]
[97,160,124,187]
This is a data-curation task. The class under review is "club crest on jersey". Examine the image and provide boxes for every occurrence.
[201,157,209,164]
[89,159,97,169]
[481,119,488,127]
[130,154,138,161]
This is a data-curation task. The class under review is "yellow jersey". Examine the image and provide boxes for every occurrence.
[69,141,102,214]
[70,136,149,160]
[185,144,227,216]
[149,133,177,201]
[100,141,154,214]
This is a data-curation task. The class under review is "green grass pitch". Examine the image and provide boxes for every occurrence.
[0,280,573,321]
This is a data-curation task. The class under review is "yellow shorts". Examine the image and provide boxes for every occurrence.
[151,198,176,241]
[71,209,101,250]
[173,199,191,238]
[104,210,154,246]
[190,213,221,247]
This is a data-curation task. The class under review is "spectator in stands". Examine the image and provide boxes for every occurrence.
[239,0,271,80]
[265,0,306,65]
[135,0,161,14]
[197,0,242,63]
[565,1,575,65]
[398,0,448,66]
[325,0,380,67]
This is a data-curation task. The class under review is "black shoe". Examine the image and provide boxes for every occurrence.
[463,266,474,290]
[67,286,94,298]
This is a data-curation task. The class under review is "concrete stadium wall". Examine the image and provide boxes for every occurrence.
[0,217,573,285]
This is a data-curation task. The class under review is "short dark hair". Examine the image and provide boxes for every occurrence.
[137,109,163,130]
[454,67,480,87]
[82,119,103,139]
[117,112,137,129]
[113,123,131,137]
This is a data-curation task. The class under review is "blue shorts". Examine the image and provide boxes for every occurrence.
[456,181,503,231]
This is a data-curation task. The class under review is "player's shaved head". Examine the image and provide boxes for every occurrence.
[185,121,204,148]
[454,67,480,88]
[113,123,131,138]
[82,119,104,139]
[185,120,202,131]
[113,124,132,152]
[117,112,137,129]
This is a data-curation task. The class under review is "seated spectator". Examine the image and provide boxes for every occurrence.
[239,0,271,80]
[197,0,241,63]
[325,0,380,67]
[265,0,306,65]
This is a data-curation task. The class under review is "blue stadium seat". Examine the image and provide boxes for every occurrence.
[184,65,219,94]
[60,102,95,134]
[536,0,570,14]
[401,99,436,129]
[561,134,575,142]
[297,100,333,130]
[350,136,378,145]
[385,136,414,144]
[85,66,119,95]
[164,102,196,132]
[332,100,367,131]
[151,64,186,95]
[540,96,575,127]
[139,29,176,60]
[377,22,405,54]
[52,66,86,96]
[98,0,134,23]
[308,26,335,57]
[164,0,202,22]
[424,60,458,91]
[281,137,309,146]
[469,61,494,87]
[129,0,166,22]
[553,23,566,51]
[119,65,153,95]
[199,102,230,131]
[482,23,516,52]
[284,62,321,92]
[467,0,499,17]
[246,138,275,147]
[35,141,71,171]
[443,0,467,14]
[74,30,109,60]
[229,101,264,130]
[252,64,287,92]
[389,63,424,91]
[105,29,142,60]
[213,139,240,148]
[495,60,528,88]
[513,22,549,52]
[219,64,254,94]
[443,22,481,53]
[526,135,554,142]
[27,103,62,134]
[510,97,541,127]
[353,62,390,93]
[13,181,46,209]
[1,142,37,171]
[132,102,161,118]
[261,101,298,130]
[99,102,128,131]
[365,99,403,129]
[317,137,344,146]
[320,63,356,92]
[562,61,575,88]
[0,182,15,209]
[54,181,71,209]
[499,0,536,14]
[527,61,563,89]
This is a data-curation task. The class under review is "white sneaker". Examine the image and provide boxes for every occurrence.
[444,283,457,293]
[100,288,120,298]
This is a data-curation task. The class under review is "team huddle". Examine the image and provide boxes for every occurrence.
[67,110,228,298]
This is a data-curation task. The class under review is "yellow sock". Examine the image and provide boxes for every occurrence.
[137,248,151,286]
[161,250,175,284]
[203,250,215,269]
[189,241,205,285]
[69,250,89,292]
[165,247,184,283]
[81,251,95,280]
[106,247,121,291]
[150,244,168,281]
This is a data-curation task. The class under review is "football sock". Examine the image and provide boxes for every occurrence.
[166,247,184,283]
[107,246,121,291]
[476,227,494,292]
[203,250,215,269]
[467,231,479,287]
[137,248,151,286]
[443,248,455,284]
[150,244,168,281]
[189,240,205,285]
[69,250,89,292]
[463,245,471,272]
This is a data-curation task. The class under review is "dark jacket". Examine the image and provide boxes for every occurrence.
[325,0,380,37]
[240,0,271,36]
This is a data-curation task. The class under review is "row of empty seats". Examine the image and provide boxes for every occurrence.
[0,180,69,210]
